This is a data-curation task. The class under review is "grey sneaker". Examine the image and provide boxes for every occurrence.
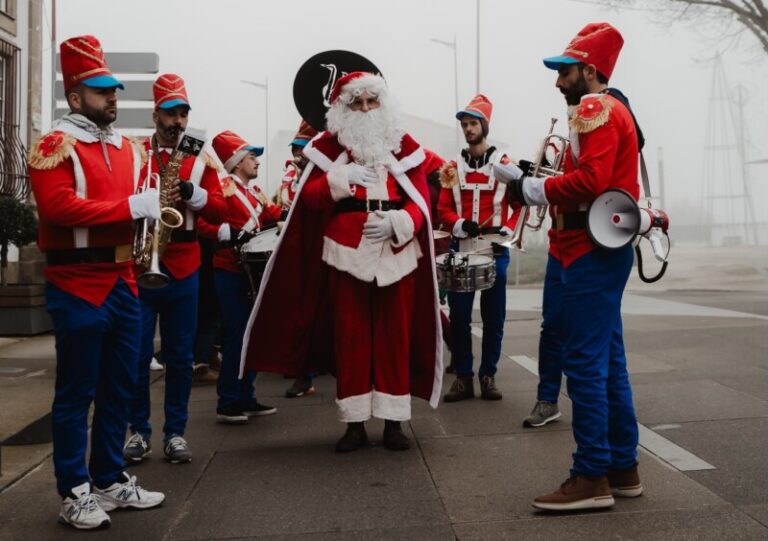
[443,375,475,402]
[523,400,562,428]
[479,375,503,400]
[123,432,151,463]
[163,435,192,464]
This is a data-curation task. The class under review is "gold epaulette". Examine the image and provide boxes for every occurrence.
[439,161,458,189]
[125,136,148,167]
[201,151,222,172]
[220,176,237,197]
[254,189,269,207]
[28,131,77,170]
[570,95,614,134]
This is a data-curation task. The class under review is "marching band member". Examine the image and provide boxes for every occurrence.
[501,22,643,511]
[124,74,226,465]
[280,119,320,399]
[197,130,281,424]
[29,35,164,530]
[437,95,523,402]
[241,72,442,453]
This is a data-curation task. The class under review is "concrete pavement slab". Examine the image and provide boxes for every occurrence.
[205,525,456,541]
[418,431,723,524]
[452,505,768,541]
[740,504,768,528]
[632,379,768,425]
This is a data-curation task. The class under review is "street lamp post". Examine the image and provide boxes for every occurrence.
[430,35,459,149]
[240,78,269,188]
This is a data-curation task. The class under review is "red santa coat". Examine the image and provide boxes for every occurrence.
[241,131,443,408]
[197,175,282,274]
[437,150,522,236]
[544,94,639,267]
[139,139,227,280]
[29,127,143,306]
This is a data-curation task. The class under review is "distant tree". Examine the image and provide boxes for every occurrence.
[591,0,768,56]
[0,196,38,286]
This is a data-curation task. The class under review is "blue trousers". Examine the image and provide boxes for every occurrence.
[537,255,565,402]
[47,280,140,496]
[214,269,257,410]
[448,248,510,378]
[557,246,639,476]
[129,267,199,440]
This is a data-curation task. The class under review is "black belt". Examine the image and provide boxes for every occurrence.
[171,229,198,243]
[555,211,587,232]
[334,198,403,213]
[46,245,133,265]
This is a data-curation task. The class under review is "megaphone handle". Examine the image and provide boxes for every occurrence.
[635,234,669,284]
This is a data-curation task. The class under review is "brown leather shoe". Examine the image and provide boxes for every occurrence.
[532,475,615,511]
[607,466,643,497]
[382,421,410,451]
[335,422,369,453]
[479,375,502,400]
[192,364,218,386]
[443,375,474,402]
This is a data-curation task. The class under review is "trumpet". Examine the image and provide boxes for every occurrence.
[505,118,567,251]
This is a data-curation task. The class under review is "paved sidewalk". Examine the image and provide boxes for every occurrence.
[0,246,766,540]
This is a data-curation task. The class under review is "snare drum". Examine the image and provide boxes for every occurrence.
[239,228,280,271]
[435,252,496,292]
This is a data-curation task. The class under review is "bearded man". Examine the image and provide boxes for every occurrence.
[241,72,442,452]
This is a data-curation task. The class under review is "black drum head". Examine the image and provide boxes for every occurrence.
[293,50,382,131]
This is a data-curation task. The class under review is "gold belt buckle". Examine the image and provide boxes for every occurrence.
[114,244,133,263]
[555,214,564,232]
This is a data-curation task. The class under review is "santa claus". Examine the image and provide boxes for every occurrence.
[241,71,442,452]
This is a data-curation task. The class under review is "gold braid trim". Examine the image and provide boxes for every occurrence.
[221,177,237,197]
[126,137,148,167]
[254,190,269,207]
[201,151,222,172]
[274,185,284,207]
[28,132,77,170]
[570,96,614,134]
[439,161,458,189]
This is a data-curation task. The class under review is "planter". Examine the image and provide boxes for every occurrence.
[0,284,52,335]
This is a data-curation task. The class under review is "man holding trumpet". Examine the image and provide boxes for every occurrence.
[497,22,643,511]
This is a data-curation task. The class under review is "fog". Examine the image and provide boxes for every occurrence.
[49,0,768,241]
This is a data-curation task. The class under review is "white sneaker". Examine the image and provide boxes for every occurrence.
[59,482,111,530]
[94,472,166,511]
[150,356,164,371]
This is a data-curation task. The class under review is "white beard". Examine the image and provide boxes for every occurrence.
[326,102,403,167]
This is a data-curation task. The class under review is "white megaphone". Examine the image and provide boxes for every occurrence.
[587,188,671,282]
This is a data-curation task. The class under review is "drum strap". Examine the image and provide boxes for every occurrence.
[231,180,262,233]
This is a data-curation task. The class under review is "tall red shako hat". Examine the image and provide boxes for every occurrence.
[213,130,264,173]
[543,22,624,80]
[59,35,124,92]
[455,94,493,124]
[153,73,191,110]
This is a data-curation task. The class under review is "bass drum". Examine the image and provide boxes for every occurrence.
[435,252,496,293]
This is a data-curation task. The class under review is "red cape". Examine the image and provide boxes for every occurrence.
[240,131,443,407]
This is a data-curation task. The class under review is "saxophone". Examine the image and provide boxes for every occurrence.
[133,148,184,289]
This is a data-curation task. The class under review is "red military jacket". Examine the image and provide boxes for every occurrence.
[437,148,522,236]
[544,93,640,267]
[276,160,300,210]
[197,174,282,274]
[29,124,143,306]
[139,139,226,280]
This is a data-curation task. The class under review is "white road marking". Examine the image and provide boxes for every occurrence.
[472,325,716,472]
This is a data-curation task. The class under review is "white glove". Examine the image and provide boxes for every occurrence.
[184,184,208,211]
[128,188,161,220]
[217,223,231,243]
[499,226,514,236]
[644,228,667,262]
[493,163,524,185]
[346,164,379,189]
[362,210,394,243]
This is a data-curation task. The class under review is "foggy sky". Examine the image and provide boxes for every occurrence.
[49,0,768,225]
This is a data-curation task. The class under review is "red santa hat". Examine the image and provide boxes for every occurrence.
[59,35,124,92]
[329,71,386,104]
[543,22,624,80]
[153,73,191,110]
[212,130,264,173]
[456,94,493,124]
[289,119,317,147]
